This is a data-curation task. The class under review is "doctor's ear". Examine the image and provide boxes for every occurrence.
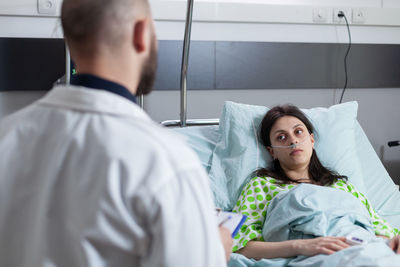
[132,18,151,53]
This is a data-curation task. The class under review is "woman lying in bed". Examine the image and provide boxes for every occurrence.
[232,104,400,259]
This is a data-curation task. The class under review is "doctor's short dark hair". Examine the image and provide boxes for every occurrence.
[254,104,347,186]
[61,0,150,55]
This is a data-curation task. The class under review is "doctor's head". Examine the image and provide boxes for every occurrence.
[61,0,157,96]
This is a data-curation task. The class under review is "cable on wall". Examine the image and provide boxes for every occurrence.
[338,11,352,104]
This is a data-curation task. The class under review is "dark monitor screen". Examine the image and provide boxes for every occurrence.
[0,38,66,91]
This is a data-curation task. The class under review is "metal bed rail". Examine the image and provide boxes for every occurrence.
[161,118,219,127]
[65,45,71,85]
[160,0,220,127]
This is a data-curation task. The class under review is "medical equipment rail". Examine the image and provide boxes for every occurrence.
[160,0,219,128]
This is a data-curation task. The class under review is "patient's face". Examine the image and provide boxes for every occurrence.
[268,116,314,171]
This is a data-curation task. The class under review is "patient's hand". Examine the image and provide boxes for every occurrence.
[219,226,233,262]
[293,236,349,256]
[389,236,400,254]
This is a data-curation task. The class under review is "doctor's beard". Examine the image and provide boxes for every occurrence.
[136,34,157,96]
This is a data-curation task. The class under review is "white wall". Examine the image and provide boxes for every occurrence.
[0,16,62,38]
[1,0,400,183]
[383,0,400,8]
[164,0,384,8]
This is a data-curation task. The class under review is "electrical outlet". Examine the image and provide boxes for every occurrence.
[352,8,366,24]
[333,8,351,24]
[313,8,328,23]
[38,0,57,15]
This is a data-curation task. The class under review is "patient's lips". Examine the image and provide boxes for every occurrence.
[290,149,303,156]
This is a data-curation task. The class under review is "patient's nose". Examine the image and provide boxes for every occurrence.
[288,134,298,144]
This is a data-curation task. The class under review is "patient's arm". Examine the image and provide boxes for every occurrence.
[233,177,349,260]
[335,180,399,238]
[389,236,400,254]
[231,176,292,252]
[237,237,349,260]
[219,226,233,262]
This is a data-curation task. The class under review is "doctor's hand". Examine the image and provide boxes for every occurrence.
[293,236,350,256]
[219,226,233,262]
[389,236,400,254]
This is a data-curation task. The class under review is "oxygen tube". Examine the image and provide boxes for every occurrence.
[270,136,309,149]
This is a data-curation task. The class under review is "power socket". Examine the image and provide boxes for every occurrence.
[333,8,351,24]
[38,0,57,15]
[313,8,328,23]
[352,8,366,24]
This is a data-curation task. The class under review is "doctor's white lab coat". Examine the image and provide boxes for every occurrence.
[0,85,227,267]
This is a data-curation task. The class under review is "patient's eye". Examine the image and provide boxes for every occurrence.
[277,134,286,142]
[295,128,304,135]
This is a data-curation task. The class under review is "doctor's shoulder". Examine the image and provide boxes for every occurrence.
[109,118,212,197]
[141,120,203,167]
[0,104,38,133]
[107,116,206,173]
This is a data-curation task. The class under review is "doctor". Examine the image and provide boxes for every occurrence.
[0,0,231,266]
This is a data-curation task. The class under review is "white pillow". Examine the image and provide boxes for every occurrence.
[209,101,367,211]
